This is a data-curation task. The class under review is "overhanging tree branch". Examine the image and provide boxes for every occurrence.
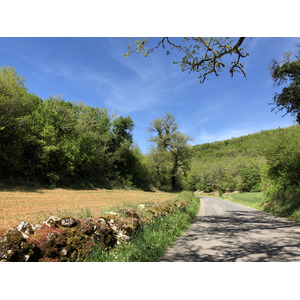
[125,37,249,83]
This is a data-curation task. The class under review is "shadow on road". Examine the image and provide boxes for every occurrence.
[160,211,300,262]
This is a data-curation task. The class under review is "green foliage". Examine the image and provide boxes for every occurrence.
[261,126,300,216]
[186,155,264,193]
[111,116,134,144]
[0,65,27,99]
[0,66,43,178]
[239,164,262,192]
[147,113,193,191]
[262,127,300,188]
[0,65,151,190]
[270,47,300,123]
[187,126,300,194]
[263,184,300,216]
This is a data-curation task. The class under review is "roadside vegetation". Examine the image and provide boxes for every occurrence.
[0,191,198,262]
[221,192,264,210]
[216,191,300,223]
[85,191,199,262]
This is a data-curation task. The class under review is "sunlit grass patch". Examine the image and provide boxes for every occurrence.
[223,192,264,210]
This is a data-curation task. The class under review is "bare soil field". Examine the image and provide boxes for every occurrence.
[0,188,179,230]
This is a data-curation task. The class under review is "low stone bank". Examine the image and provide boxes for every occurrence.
[0,198,188,262]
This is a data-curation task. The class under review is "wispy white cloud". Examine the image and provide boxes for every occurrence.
[21,39,194,115]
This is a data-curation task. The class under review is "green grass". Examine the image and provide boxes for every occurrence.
[222,192,264,210]
[84,191,200,262]
[223,192,300,223]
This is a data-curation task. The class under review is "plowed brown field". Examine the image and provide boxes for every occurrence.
[0,188,179,230]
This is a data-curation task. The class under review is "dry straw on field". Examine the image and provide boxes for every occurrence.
[0,188,179,230]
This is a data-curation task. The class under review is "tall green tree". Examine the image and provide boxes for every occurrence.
[148,113,193,191]
[0,65,42,178]
[270,46,300,123]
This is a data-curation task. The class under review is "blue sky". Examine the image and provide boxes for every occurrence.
[0,37,299,153]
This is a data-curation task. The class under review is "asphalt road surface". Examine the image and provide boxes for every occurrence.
[159,196,300,262]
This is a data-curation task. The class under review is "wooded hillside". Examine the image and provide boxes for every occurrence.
[185,126,300,195]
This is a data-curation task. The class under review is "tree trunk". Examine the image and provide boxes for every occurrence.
[171,156,178,191]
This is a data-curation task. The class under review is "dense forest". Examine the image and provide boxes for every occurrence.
[0,65,149,189]
[1,65,299,217]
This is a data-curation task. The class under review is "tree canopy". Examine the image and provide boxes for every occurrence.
[0,65,148,189]
[270,46,300,123]
[148,113,193,191]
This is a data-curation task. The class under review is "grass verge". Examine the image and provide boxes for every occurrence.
[197,191,300,223]
[84,191,200,262]
[222,192,264,210]
[223,192,300,223]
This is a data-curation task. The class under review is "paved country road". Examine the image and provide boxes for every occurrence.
[159,196,300,262]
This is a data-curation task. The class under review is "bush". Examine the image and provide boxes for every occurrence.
[238,165,262,192]
[263,184,300,216]
[262,127,300,187]
[262,127,300,216]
